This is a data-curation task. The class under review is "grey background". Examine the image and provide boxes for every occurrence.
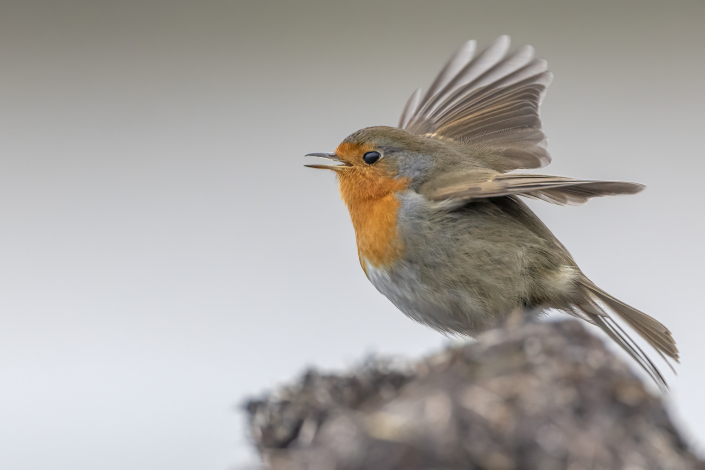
[1,1,703,469]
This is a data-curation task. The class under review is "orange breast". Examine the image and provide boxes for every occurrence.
[346,192,405,270]
[336,158,410,270]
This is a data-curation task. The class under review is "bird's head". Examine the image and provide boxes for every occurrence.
[306,126,439,267]
[306,126,445,204]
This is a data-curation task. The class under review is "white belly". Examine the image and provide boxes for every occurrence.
[363,259,492,335]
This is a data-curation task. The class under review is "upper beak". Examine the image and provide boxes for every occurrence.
[304,152,352,171]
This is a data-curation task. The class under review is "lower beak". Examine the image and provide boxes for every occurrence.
[305,152,352,171]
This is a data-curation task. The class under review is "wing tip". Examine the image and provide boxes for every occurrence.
[495,35,511,47]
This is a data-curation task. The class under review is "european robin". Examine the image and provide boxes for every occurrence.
[306,36,678,388]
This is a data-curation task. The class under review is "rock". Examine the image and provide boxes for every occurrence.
[244,320,703,469]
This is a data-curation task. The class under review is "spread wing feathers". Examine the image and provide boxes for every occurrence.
[573,281,679,391]
[421,172,645,206]
[398,36,553,171]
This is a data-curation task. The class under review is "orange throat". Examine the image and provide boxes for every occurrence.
[337,171,410,271]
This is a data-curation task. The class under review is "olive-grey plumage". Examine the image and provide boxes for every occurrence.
[307,36,678,390]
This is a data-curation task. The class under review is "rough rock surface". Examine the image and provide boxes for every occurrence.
[245,320,702,469]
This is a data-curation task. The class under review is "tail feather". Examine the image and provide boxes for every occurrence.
[583,282,679,361]
[575,280,679,391]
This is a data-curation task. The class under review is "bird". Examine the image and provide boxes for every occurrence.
[305,36,678,389]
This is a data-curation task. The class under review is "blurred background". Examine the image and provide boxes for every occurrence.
[1,1,703,469]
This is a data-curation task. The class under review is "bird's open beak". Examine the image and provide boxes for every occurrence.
[305,152,352,171]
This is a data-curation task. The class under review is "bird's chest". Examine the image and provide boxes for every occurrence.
[357,197,496,334]
[344,191,406,271]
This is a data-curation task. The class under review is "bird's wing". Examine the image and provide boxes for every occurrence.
[420,171,645,207]
[398,36,552,172]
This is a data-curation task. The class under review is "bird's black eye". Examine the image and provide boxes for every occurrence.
[363,151,380,165]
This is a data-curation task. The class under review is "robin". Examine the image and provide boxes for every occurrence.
[305,36,678,388]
